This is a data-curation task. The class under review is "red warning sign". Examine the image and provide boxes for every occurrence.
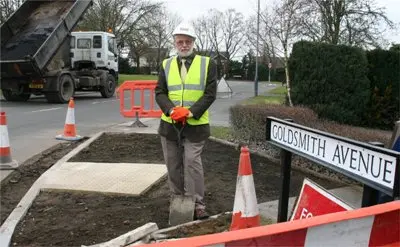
[290,178,353,221]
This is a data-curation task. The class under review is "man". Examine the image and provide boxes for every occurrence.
[155,22,217,220]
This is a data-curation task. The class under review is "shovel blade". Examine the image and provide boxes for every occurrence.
[169,195,195,226]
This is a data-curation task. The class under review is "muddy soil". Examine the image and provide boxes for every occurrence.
[0,138,88,225]
[8,133,344,246]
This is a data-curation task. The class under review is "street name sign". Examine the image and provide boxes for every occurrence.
[266,117,400,196]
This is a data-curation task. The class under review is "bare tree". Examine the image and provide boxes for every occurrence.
[265,0,304,107]
[127,26,151,73]
[206,9,224,78]
[300,0,395,48]
[247,10,280,71]
[146,7,182,71]
[221,9,246,75]
[78,0,161,47]
[192,15,213,55]
[0,0,23,24]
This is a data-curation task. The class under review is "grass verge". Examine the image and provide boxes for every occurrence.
[239,84,287,105]
[240,95,285,105]
[210,126,233,140]
[118,74,158,84]
[269,85,287,94]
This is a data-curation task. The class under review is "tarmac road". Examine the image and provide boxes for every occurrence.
[0,80,276,180]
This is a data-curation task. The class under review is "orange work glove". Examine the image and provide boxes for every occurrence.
[171,106,190,123]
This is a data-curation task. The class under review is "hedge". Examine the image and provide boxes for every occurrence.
[229,104,318,143]
[229,104,392,147]
[366,48,400,129]
[288,41,370,126]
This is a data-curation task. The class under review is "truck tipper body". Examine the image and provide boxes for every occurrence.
[0,0,118,103]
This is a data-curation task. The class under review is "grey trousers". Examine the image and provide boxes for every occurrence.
[160,136,206,209]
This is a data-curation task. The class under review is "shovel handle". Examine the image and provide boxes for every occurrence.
[172,119,186,147]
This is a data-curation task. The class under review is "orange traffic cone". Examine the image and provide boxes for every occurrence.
[230,146,260,231]
[56,97,83,141]
[0,112,18,170]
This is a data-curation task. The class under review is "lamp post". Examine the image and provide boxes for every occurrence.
[254,0,260,97]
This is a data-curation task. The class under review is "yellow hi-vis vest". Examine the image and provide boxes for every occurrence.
[161,55,210,125]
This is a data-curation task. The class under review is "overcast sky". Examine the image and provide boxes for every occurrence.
[162,0,400,44]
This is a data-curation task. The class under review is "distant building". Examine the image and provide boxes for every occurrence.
[129,47,169,71]
[254,56,285,69]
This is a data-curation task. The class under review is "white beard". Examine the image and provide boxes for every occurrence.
[177,47,194,58]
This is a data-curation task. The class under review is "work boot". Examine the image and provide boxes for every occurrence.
[194,208,210,220]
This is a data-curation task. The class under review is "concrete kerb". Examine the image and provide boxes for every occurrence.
[0,131,105,247]
[82,222,159,247]
[131,212,232,245]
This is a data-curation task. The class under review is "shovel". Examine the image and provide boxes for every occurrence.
[168,119,195,226]
[169,194,195,226]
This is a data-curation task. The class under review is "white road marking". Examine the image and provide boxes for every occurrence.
[28,107,62,113]
[92,98,127,104]
[103,99,119,103]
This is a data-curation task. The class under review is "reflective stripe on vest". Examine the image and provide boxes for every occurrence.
[161,55,210,125]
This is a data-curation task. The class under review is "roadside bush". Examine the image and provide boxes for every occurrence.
[313,119,393,147]
[289,41,370,126]
[229,104,318,143]
[272,68,286,83]
[229,104,392,147]
[246,63,269,81]
[365,48,400,129]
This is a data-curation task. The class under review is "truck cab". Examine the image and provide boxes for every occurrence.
[70,31,119,81]
[0,0,118,103]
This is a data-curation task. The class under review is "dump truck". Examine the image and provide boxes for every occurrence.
[0,0,118,103]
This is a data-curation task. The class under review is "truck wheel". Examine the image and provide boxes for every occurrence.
[100,74,116,98]
[45,75,74,103]
[2,89,31,102]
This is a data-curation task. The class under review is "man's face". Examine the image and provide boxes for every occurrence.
[174,34,194,57]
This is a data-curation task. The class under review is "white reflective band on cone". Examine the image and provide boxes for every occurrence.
[65,108,75,124]
[0,125,10,147]
[232,175,259,217]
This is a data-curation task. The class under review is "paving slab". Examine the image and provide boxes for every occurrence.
[42,162,167,196]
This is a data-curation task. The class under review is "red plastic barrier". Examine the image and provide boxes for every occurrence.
[117,80,162,119]
[139,201,400,247]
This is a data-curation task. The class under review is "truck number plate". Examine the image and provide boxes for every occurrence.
[29,83,44,89]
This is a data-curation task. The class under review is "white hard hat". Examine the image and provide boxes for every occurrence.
[172,22,196,40]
